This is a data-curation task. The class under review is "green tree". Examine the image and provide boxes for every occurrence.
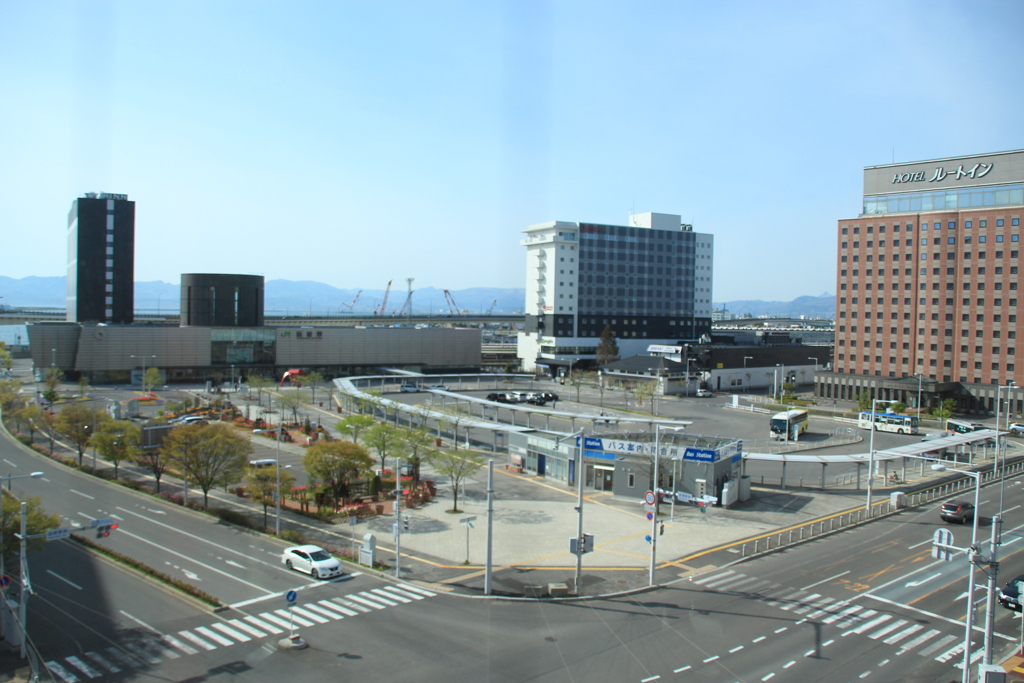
[855,391,873,412]
[247,374,274,407]
[77,375,90,396]
[1,495,61,569]
[0,342,12,371]
[337,414,375,444]
[161,422,252,509]
[365,423,401,472]
[42,367,64,406]
[56,404,107,467]
[595,325,620,366]
[303,440,374,509]
[0,378,22,414]
[889,402,907,415]
[244,466,296,530]
[17,404,45,443]
[143,367,161,393]
[134,444,170,492]
[631,380,659,409]
[278,392,303,425]
[91,419,141,479]
[937,398,957,421]
[400,427,434,481]
[428,449,486,513]
[302,371,325,404]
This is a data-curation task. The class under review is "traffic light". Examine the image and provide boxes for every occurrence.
[402,516,410,531]
[96,523,118,538]
[659,522,665,536]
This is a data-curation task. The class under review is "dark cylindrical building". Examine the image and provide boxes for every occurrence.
[180,274,264,327]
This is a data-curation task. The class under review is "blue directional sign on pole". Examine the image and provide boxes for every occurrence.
[286,590,298,604]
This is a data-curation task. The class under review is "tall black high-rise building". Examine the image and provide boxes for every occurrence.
[67,192,135,324]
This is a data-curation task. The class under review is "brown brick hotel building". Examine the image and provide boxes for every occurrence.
[817,149,1024,416]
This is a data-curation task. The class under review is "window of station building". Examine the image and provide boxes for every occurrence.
[867,226,874,234]
[981,220,988,227]
[965,221,973,228]
[1013,218,1020,226]
[997,219,1005,227]
[853,255,860,262]
[842,227,848,235]
[921,238,927,245]
[841,241,848,249]
[948,222,956,230]
[853,227,860,234]
[841,255,847,262]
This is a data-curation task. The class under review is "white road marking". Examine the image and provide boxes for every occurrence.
[774,627,787,633]
[104,648,140,668]
[752,636,766,643]
[303,603,344,620]
[230,619,267,638]
[822,639,834,647]
[918,634,958,657]
[119,610,161,634]
[802,570,850,590]
[290,606,329,623]
[905,572,941,588]
[703,655,719,663]
[395,583,434,597]
[823,605,863,625]
[868,619,908,640]
[244,618,284,634]
[47,570,83,590]
[225,560,246,569]
[194,626,234,647]
[783,661,796,669]
[335,597,371,613]
[898,628,941,653]
[864,594,1015,640]
[673,666,691,673]
[375,587,412,603]
[161,634,198,655]
[178,630,216,651]
[64,656,101,678]
[845,614,891,636]
[935,642,964,663]
[320,599,359,616]
[693,570,735,585]
[274,609,314,627]
[347,593,387,610]
[70,490,95,500]
[122,641,160,665]
[729,645,744,653]
[84,652,120,674]
[45,661,79,683]
[385,586,426,600]
[366,589,400,606]
[210,622,251,642]
[255,612,292,630]
[884,624,924,644]
[183,569,200,581]
[141,636,179,660]
[762,674,775,681]
[641,677,660,682]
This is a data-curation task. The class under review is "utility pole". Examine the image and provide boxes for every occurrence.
[394,458,402,579]
[485,459,494,595]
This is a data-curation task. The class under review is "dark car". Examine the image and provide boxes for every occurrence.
[487,392,513,403]
[540,392,559,402]
[998,575,1024,612]
[940,500,975,524]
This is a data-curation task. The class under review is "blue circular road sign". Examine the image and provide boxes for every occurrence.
[286,590,297,604]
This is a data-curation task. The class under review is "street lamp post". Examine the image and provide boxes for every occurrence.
[650,425,685,586]
[931,464,982,683]
[274,399,283,536]
[556,429,586,595]
[130,354,157,391]
[997,381,1016,513]
[866,398,896,516]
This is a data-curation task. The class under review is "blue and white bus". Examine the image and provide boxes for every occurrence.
[858,411,919,435]
[770,410,809,441]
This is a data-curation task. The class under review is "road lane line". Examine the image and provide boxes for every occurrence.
[702,655,719,663]
[113,526,276,595]
[802,570,849,590]
[70,489,95,499]
[640,677,660,682]
[752,636,766,643]
[783,661,795,669]
[673,666,691,673]
[47,570,83,590]
[774,627,787,634]
[729,646,743,653]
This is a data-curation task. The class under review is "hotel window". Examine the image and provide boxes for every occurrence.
[997,219,1004,227]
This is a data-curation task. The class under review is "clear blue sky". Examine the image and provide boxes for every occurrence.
[2,1,1022,303]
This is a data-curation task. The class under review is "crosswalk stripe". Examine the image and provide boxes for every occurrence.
[845,614,891,636]
[104,647,141,668]
[161,634,198,656]
[334,598,371,613]
[45,661,79,683]
[936,642,964,663]
[141,636,179,660]
[303,603,344,620]
[790,593,822,614]
[178,630,216,651]
[693,570,735,585]
[384,586,426,600]
[869,618,908,640]
[899,628,941,653]
[779,592,811,611]
[397,584,435,597]
[230,619,267,638]
[273,609,314,627]
[123,641,160,665]
[84,652,120,674]
[805,597,836,619]
[373,588,411,603]
[703,573,745,589]
[884,624,923,645]
[320,599,359,617]
[245,615,284,634]
[257,612,293,630]
[346,594,387,610]
[291,606,329,623]
[764,588,802,607]
[64,656,101,678]
[821,605,861,624]
[364,590,398,606]
[211,622,251,642]
[195,626,235,647]
[715,575,761,591]
[919,634,958,657]
[837,608,875,629]
[740,580,773,594]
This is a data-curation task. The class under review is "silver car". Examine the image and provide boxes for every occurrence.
[282,545,343,579]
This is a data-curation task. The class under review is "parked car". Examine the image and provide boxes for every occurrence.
[939,500,975,524]
[1009,423,1024,436]
[399,383,419,393]
[525,392,547,405]
[282,545,343,579]
[428,384,450,391]
[695,389,712,398]
[998,574,1024,612]
[540,392,559,402]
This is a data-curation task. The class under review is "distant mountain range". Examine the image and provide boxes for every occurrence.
[0,276,835,319]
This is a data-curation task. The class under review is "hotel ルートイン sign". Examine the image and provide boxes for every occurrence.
[891,162,993,185]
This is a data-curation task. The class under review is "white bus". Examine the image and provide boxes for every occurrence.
[946,418,985,435]
[858,411,919,435]
[769,409,809,441]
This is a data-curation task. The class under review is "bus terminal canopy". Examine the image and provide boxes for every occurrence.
[745,429,1000,465]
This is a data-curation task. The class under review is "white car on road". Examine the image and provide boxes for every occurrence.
[282,545,343,579]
